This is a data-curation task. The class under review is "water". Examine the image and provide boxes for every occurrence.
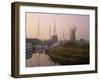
[26,52,59,67]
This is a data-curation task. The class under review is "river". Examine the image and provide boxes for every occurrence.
[26,52,60,67]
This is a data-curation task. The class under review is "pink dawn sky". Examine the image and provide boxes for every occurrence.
[26,12,89,41]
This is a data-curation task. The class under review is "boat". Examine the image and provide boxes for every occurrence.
[26,42,34,59]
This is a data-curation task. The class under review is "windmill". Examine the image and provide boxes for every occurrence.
[70,26,77,42]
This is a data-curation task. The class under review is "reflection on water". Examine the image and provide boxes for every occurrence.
[26,52,59,67]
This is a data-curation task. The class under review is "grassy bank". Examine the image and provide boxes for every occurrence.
[48,45,89,65]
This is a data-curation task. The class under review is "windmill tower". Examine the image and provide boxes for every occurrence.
[70,27,77,42]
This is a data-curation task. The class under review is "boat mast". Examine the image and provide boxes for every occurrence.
[37,17,40,39]
[63,28,65,40]
[49,25,51,39]
[53,21,57,36]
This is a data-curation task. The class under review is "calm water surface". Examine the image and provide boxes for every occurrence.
[26,52,59,67]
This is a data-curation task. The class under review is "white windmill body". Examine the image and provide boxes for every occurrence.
[70,27,77,42]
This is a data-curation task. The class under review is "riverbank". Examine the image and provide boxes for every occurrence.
[48,46,89,65]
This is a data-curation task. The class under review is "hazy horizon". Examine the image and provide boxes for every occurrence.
[26,12,89,41]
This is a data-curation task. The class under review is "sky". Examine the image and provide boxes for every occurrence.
[26,12,89,41]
